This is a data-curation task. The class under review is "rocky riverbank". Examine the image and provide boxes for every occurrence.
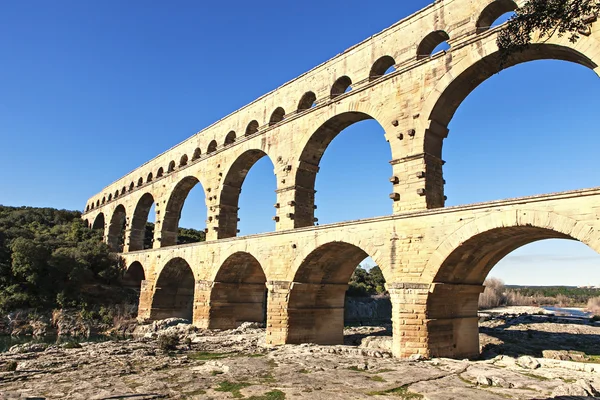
[1,312,600,399]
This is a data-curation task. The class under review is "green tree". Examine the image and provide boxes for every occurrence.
[498,0,598,58]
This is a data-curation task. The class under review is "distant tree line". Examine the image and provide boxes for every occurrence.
[479,278,600,309]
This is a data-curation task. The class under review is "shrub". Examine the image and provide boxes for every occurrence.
[479,278,506,309]
[1,360,17,372]
[587,296,600,316]
[158,334,179,351]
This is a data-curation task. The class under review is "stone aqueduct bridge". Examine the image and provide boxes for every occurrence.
[81,0,600,358]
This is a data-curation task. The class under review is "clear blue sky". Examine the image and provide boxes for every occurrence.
[1,0,599,286]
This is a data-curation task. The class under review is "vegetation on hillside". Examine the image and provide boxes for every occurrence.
[0,206,121,313]
[347,266,386,297]
[498,0,598,59]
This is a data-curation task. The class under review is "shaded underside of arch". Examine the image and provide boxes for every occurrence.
[123,261,145,288]
[209,252,267,329]
[294,112,377,228]
[218,149,272,239]
[433,226,572,285]
[287,241,372,345]
[150,258,195,321]
[161,176,202,247]
[130,193,154,251]
[426,43,598,157]
[426,224,584,359]
[92,213,105,230]
[107,205,127,252]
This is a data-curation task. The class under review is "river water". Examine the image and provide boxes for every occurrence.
[542,306,594,318]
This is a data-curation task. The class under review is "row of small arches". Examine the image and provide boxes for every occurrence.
[86,1,517,212]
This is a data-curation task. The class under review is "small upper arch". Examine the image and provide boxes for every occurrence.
[207,140,218,154]
[225,131,236,145]
[245,120,259,137]
[476,0,518,33]
[121,187,127,195]
[102,197,106,205]
[129,182,135,191]
[180,154,188,167]
[168,161,176,173]
[298,91,317,111]
[156,167,164,178]
[269,107,286,126]
[108,194,113,202]
[330,76,352,99]
[137,177,143,187]
[114,190,119,198]
[147,172,153,183]
[192,148,201,161]
[417,30,450,58]
[369,55,396,81]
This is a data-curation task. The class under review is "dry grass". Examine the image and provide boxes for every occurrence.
[587,296,600,316]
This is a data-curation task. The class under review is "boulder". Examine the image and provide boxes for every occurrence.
[516,355,540,369]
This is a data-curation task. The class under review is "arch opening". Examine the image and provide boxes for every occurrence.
[330,76,352,99]
[369,55,396,81]
[224,131,236,146]
[157,167,164,178]
[180,154,188,167]
[121,187,127,196]
[162,176,207,247]
[218,150,276,238]
[294,112,392,228]
[269,107,285,126]
[192,147,202,161]
[417,30,450,58]
[476,0,518,33]
[107,205,126,252]
[92,213,105,230]
[208,252,267,329]
[150,258,195,321]
[122,261,145,291]
[114,190,119,199]
[137,178,143,187]
[429,45,600,206]
[245,120,259,137]
[168,161,176,173]
[287,242,388,345]
[129,193,156,251]
[108,194,112,202]
[147,172,153,183]
[428,225,600,359]
[207,140,217,154]
[298,91,317,111]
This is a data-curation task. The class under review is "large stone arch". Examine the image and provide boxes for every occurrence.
[419,35,600,159]
[107,205,127,252]
[206,251,267,329]
[285,240,389,345]
[160,175,208,247]
[150,257,195,321]
[292,108,393,228]
[422,209,600,359]
[217,149,277,239]
[129,192,155,251]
